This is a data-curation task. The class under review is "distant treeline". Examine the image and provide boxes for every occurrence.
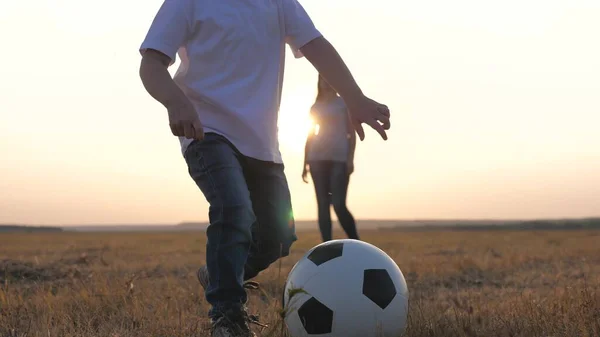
[0,225,63,233]
[380,218,600,232]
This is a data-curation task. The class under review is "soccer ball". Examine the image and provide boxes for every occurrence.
[283,239,409,337]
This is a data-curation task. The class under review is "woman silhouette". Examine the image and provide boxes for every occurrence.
[302,75,359,242]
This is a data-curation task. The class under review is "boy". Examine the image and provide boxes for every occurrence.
[138,0,391,336]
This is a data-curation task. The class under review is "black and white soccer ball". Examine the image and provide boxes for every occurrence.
[283,239,409,337]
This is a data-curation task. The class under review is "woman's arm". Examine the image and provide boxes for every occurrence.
[302,109,317,183]
[347,111,357,174]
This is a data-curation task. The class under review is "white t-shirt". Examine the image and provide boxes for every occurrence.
[139,0,322,163]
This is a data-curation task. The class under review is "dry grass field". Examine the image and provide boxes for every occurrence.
[1,228,599,337]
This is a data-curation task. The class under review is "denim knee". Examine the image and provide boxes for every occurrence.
[245,241,286,279]
[207,203,255,243]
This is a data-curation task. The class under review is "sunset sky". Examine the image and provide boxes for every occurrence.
[1,0,599,225]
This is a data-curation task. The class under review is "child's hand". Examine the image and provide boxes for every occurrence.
[345,94,390,141]
[167,97,204,140]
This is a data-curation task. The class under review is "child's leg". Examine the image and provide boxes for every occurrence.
[242,157,297,280]
[184,133,256,319]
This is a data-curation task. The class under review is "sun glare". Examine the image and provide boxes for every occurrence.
[278,93,315,151]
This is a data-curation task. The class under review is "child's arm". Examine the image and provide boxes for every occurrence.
[301,38,363,105]
[139,50,203,140]
[300,37,391,141]
[139,50,186,112]
[280,0,390,140]
[138,0,203,140]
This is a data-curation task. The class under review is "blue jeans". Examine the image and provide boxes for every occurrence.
[308,160,359,242]
[184,133,296,318]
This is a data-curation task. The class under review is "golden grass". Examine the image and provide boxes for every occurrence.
[1,229,599,336]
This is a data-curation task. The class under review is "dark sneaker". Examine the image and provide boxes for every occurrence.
[210,308,258,337]
[197,265,261,292]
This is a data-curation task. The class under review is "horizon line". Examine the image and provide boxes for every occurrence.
[2,216,599,228]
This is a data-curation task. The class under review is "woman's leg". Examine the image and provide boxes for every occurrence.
[330,162,359,240]
[309,161,334,242]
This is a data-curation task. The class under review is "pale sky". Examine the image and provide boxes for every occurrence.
[1,0,599,225]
